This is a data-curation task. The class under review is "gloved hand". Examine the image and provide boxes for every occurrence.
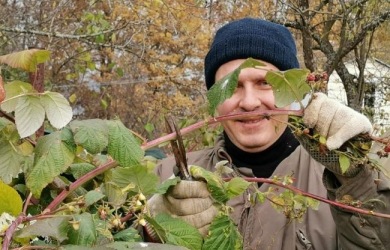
[303,93,372,150]
[147,179,218,237]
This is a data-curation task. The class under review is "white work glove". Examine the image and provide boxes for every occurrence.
[303,93,372,150]
[147,179,218,237]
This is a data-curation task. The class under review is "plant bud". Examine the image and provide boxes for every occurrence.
[138,193,146,201]
[139,218,146,226]
[69,220,80,230]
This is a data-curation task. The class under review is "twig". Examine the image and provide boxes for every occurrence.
[44,159,118,213]
[2,214,26,250]
[141,109,304,150]
[233,177,390,219]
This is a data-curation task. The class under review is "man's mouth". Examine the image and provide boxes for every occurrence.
[237,117,264,123]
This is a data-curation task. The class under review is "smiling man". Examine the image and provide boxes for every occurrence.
[147,18,390,249]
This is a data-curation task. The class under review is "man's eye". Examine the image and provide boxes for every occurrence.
[257,81,270,86]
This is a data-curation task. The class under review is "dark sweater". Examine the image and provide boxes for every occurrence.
[224,128,299,178]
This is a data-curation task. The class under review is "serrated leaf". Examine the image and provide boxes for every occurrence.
[103,180,127,207]
[84,190,105,207]
[338,154,351,174]
[207,58,265,115]
[147,213,203,250]
[15,216,70,242]
[107,120,144,167]
[0,139,25,184]
[0,81,34,112]
[189,165,229,204]
[265,69,311,107]
[113,227,142,242]
[203,214,243,250]
[0,49,51,72]
[69,163,96,179]
[40,92,73,129]
[0,180,23,216]
[15,95,45,138]
[111,165,159,196]
[225,177,251,199]
[67,213,97,246]
[70,119,109,154]
[27,130,75,198]
[155,177,180,194]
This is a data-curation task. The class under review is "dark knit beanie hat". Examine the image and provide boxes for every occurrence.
[204,18,299,89]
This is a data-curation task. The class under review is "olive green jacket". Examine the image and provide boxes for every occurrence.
[155,136,390,250]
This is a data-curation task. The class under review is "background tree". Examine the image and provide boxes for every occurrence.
[267,0,390,113]
[1,0,389,146]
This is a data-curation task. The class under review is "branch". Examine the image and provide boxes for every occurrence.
[44,159,118,213]
[230,177,390,220]
[0,24,128,40]
[141,109,304,150]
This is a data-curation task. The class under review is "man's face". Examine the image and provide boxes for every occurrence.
[215,59,289,153]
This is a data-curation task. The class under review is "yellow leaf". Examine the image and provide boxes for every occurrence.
[0,180,23,216]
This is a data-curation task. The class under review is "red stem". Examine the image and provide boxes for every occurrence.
[141,109,304,150]
[232,177,390,219]
[44,159,118,213]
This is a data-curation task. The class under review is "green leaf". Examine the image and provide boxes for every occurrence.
[27,130,75,198]
[225,177,251,199]
[113,227,142,242]
[0,180,23,216]
[111,165,159,196]
[0,49,51,72]
[0,81,34,113]
[147,213,203,250]
[189,165,229,204]
[70,119,109,154]
[155,177,180,194]
[207,58,265,115]
[103,180,127,207]
[0,117,11,131]
[203,214,243,250]
[144,122,155,134]
[84,190,105,207]
[40,92,73,129]
[338,154,351,174]
[15,216,70,242]
[0,139,30,184]
[107,120,144,167]
[15,95,45,138]
[69,163,96,179]
[67,213,97,246]
[265,69,311,107]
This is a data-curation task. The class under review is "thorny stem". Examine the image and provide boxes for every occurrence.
[141,109,304,150]
[2,214,25,250]
[23,193,33,215]
[233,177,390,219]
[44,159,118,213]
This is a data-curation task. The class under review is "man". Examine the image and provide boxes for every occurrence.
[148,18,390,249]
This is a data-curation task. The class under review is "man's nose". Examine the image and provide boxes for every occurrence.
[238,88,261,111]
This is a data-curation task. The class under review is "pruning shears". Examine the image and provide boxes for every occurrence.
[165,116,192,180]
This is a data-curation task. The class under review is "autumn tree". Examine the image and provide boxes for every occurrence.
[1,0,389,141]
[266,0,390,114]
